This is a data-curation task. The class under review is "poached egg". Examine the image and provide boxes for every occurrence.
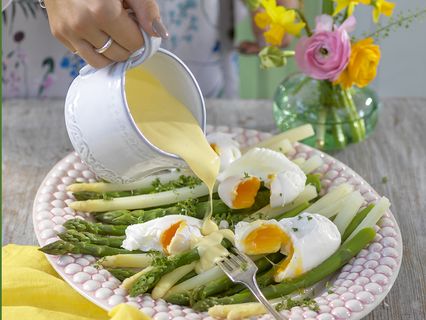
[122,215,202,255]
[234,212,341,281]
[207,132,241,171]
[217,148,306,209]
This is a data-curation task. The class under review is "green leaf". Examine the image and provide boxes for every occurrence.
[258,46,294,69]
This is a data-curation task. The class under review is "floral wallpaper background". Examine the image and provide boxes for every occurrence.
[2,0,241,99]
[2,0,86,98]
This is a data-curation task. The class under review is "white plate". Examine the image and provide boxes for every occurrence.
[33,126,402,320]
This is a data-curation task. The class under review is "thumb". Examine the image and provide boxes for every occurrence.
[125,0,168,39]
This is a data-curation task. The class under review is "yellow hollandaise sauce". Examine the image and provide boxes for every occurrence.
[125,66,220,234]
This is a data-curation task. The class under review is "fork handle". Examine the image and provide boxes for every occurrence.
[245,276,284,320]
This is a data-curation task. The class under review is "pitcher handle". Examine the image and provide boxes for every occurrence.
[128,30,162,69]
[79,30,161,76]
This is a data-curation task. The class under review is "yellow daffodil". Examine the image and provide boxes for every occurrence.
[334,38,381,88]
[333,0,371,16]
[333,0,395,22]
[371,0,395,23]
[254,0,305,46]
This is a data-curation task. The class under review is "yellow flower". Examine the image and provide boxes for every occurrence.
[333,0,371,16]
[254,0,305,46]
[335,38,381,88]
[333,0,395,22]
[371,0,395,23]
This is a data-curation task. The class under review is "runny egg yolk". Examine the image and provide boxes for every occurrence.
[160,221,185,254]
[243,224,291,255]
[210,143,220,155]
[276,246,303,277]
[243,224,303,277]
[233,177,261,209]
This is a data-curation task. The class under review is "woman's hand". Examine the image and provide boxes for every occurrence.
[44,0,168,68]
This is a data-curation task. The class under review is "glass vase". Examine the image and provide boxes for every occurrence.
[273,73,379,151]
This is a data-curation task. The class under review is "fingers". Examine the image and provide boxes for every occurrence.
[83,28,131,62]
[69,38,112,69]
[54,32,77,54]
[237,41,261,55]
[101,10,144,53]
[125,0,168,38]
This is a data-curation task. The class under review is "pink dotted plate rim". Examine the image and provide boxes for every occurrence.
[33,127,402,320]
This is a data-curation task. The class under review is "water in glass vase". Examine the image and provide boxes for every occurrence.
[273,74,379,151]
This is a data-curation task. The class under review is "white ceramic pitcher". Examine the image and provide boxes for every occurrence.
[64,32,206,183]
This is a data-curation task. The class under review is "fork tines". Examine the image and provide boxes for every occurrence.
[217,247,257,274]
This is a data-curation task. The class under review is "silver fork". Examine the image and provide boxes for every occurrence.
[217,248,284,320]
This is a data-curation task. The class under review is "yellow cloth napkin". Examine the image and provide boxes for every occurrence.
[2,244,151,320]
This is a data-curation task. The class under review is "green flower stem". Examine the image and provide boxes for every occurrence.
[331,106,347,149]
[316,108,327,149]
[317,80,334,150]
[294,9,312,36]
[340,88,366,143]
[322,0,334,15]
[292,76,311,96]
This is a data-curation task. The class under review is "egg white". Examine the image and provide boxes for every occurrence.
[269,170,307,208]
[275,213,341,281]
[233,213,341,281]
[207,132,241,171]
[122,215,203,255]
[217,148,306,208]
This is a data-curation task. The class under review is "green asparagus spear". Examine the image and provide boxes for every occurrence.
[39,240,141,257]
[220,267,275,298]
[193,227,376,311]
[130,239,232,297]
[195,252,283,300]
[107,268,139,281]
[305,173,322,193]
[274,202,311,220]
[341,204,375,242]
[64,219,127,236]
[58,230,125,248]
[93,199,224,225]
[93,191,270,227]
[129,248,200,297]
[165,252,284,305]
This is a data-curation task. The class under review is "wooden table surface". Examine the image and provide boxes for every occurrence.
[2,97,426,319]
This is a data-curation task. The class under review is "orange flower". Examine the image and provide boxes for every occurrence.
[335,38,381,88]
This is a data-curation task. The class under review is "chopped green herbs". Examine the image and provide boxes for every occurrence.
[275,297,319,312]
[325,281,334,294]
[151,175,202,193]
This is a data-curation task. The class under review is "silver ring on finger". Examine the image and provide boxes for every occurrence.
[95,37,113,54]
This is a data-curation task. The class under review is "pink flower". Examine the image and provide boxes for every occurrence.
[295,15,356,81]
